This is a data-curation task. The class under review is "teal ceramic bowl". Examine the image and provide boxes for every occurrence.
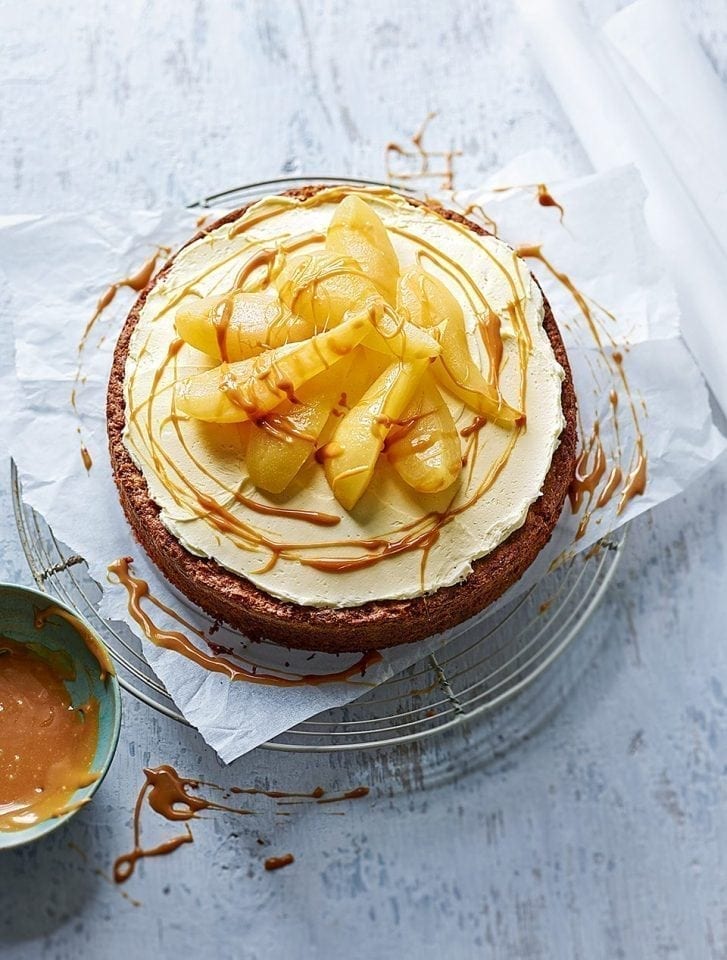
[0,583,121,850]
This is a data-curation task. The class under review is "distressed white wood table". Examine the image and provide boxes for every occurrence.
[2,1,727,957]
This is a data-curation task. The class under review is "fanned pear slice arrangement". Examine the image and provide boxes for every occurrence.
[173,193,524,511]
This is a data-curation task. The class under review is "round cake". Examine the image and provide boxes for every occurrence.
[107,185,577,652]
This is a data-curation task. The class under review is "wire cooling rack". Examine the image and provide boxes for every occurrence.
[10,177,626,753]
[11,461,623,754]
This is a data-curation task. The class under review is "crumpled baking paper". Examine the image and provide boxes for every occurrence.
[2,162,724,761]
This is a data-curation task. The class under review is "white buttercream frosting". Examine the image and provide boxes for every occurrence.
[123,188,565,608]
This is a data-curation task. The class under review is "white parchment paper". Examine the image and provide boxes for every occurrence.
[2,163,724,761]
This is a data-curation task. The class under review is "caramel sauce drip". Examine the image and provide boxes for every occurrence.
[385,113,461,191]
[517,243,649,534]
[460,416,487,440]
[516,244,608,351]
[198,488,341,530]
[479,310,504,387]
[79,247,169,358]
[0,638,100,833]
[317,786,370,804]
[617,437,647,514]
[596,466,623,509]
[264,853,295,871]
[314,440,344,464]
[569,421,606,514]
[114,762,368,883]
[407,238,513,404]
[74,245,170,466]
[107,556,381,685]
[537,184,565,222]
[461,201,498,236]
[301,425,520,576]
[302,526,441,574]
[229,785,325,800]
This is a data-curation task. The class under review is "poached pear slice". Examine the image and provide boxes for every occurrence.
[275,253,440,361]
[174,306,375,424]
[397,266,523,427]
[386,376,462,494]
[325,194,399,304]
[246,355,354,494]
[175,291,312,362]
[325,359,429,511]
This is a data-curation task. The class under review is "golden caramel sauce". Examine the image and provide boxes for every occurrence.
[460,201,498,236]
[301,526,441,574]
[265,853,295,871]
[460,415,488,439]
[229,785,325,799]
[73,245,171,468]
[314,440,344,463]
[114,762,369,883]
[385,113,461,191]
[80,444,93,472]
[68,841,142,908]
[137,336,342,530]
[107,556,382,685]
[0,638,100,832]
[517,243,649,537]
[568,420,606,514]
[409,240,513,405]
[537,184,565,222]
[478,310,504,387]
[617,437,647,514]
[516,244,611,351]
[317,786,370,804]
[596,465,623,509]
[79,247,170,361]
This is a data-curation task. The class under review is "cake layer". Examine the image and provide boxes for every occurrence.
[108,187,577,651]
[119,187,565,609]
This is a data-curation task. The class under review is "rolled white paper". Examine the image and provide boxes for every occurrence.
[516,0,727,416]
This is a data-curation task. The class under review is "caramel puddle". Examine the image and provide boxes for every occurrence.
[0,638,100,832]
[114,763,369,883]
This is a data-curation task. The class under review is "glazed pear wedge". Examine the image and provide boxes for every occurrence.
[397,267,523,428]
[246,355,354,494]
[325,194,399,304]
[387,376,462,494]
[174,307,374,424]
[175,291,312,361]
[275,253,439,362]
[324,360,429,511]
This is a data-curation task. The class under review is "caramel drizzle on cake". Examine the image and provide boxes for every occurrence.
[123,187,534,582]
[107,556,381,683]
[515,245,648,540]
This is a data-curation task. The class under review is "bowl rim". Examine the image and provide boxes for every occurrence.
[0,580,122,850]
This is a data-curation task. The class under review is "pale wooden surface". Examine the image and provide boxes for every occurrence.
[2,1,727,957]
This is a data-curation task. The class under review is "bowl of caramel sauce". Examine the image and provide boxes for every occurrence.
[0,583,121,848]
